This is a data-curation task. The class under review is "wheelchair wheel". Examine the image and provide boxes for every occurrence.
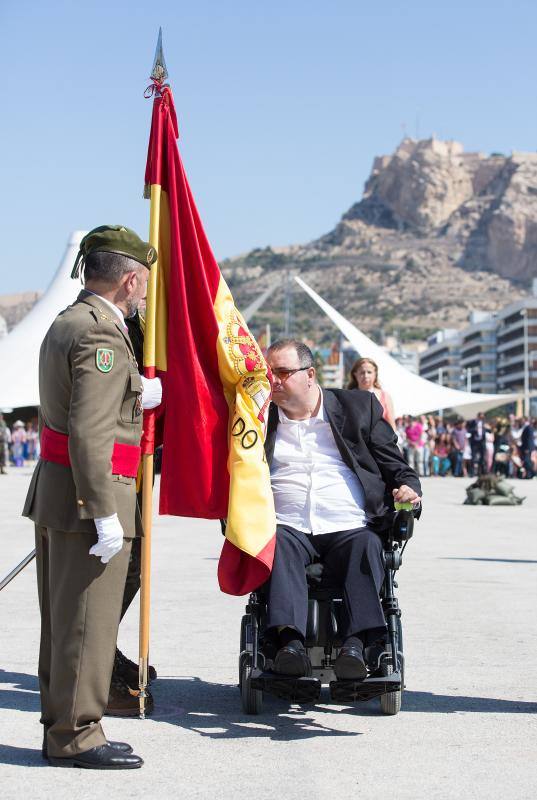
[240,655,263,715]
[379,654,404,715]
[380,618,404,716]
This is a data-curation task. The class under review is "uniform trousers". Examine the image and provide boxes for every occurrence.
[266,524,386,641]
[120,536,141,620]
[35,526,132,757]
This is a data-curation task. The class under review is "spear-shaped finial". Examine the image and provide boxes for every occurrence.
[151,27,168,84]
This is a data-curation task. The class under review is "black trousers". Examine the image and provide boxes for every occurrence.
[522,449,535,479]
[471,440,487,474]
[265,524,386,641]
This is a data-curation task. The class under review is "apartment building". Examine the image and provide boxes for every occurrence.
[419,287,537,413]
[459,312,498,393]
[418,329,462,389]
[496,298,537,399]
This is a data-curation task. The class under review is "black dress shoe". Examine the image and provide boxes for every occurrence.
[48,743,143,769]
[334,645,367,680]
[273,641,312,677]
[42,737,133,760]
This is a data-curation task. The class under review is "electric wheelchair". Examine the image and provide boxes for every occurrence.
[238,505,416,716]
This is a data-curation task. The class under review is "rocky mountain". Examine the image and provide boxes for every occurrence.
[221,137,536,344]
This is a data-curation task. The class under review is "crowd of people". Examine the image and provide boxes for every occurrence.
[346,356,537,480]
[0,415,40,473]
[395,413,537,479]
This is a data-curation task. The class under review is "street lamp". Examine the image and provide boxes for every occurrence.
[460,366,473,392]
[521,309,529,416]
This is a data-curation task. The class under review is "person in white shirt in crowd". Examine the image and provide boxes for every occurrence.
[263,339,421,680]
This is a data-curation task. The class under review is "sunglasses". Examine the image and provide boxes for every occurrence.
[271,366,312,380]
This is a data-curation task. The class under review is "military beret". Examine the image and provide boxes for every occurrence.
[71,225,157,279]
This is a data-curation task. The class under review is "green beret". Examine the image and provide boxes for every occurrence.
[71,225,157,279]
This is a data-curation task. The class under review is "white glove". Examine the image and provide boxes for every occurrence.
[141,376,162,409]
[90,513,124,564]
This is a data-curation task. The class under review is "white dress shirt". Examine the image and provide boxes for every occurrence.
[270,392,368,534]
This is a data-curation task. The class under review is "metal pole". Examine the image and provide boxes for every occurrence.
[283,271,291,336]
[438,367,443,418]
[0,549,36,593]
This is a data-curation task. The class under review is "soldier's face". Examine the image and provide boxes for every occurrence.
[125,267,150,317]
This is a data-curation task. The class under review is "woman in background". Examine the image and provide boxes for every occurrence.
[11,420,27,467]
[431,433,452,476]
[348,357,396,430]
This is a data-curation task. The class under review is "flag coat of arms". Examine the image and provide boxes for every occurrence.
[144,83,276,595]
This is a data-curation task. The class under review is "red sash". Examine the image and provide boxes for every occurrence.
[40,426,141,478]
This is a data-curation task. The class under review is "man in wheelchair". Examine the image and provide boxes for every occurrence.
[262,339,421,685]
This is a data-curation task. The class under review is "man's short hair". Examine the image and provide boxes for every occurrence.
[267,339,314,368]
[84,251,144,285]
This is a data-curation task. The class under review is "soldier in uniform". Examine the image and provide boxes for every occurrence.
[23,225,161,769]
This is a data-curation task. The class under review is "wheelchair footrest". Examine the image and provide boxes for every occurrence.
[329,672,402,703]
[251,670,321,704]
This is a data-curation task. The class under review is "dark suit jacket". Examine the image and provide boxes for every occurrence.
[265,387,422,533]
[521,423,536,452]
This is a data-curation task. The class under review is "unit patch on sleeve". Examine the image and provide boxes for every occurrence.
[96,348,114,373]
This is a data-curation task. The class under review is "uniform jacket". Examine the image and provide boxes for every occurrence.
[264,387,422,532]
[23,290,143,536]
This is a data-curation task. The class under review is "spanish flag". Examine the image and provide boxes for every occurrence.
[143,83,276,595]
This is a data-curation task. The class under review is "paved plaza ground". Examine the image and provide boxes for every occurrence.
[1,468,536,799]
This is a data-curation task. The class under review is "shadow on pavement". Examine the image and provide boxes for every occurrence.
[3,671,536,753]
[441,557,537,564]
[0,669,40,712]
[402,690,537,714]
[152,676,360,740]
[0,745,43,767]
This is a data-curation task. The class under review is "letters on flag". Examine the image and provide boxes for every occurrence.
[144,83,276,594]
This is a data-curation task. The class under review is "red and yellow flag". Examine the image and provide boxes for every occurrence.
[143,84,276,595]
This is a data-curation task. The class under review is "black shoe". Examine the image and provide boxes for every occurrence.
[42,734,133,760]
[334,644,367,681]
[48,743,143,769]
[273,641,312,677]
[114,647,157,685]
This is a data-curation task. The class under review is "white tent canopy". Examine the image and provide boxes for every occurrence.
[0,232,86,410]
[295,276,520,419]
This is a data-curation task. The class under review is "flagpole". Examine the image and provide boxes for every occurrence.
[138,28,166,720]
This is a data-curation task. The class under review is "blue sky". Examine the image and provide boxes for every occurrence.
[1,0,536,293]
